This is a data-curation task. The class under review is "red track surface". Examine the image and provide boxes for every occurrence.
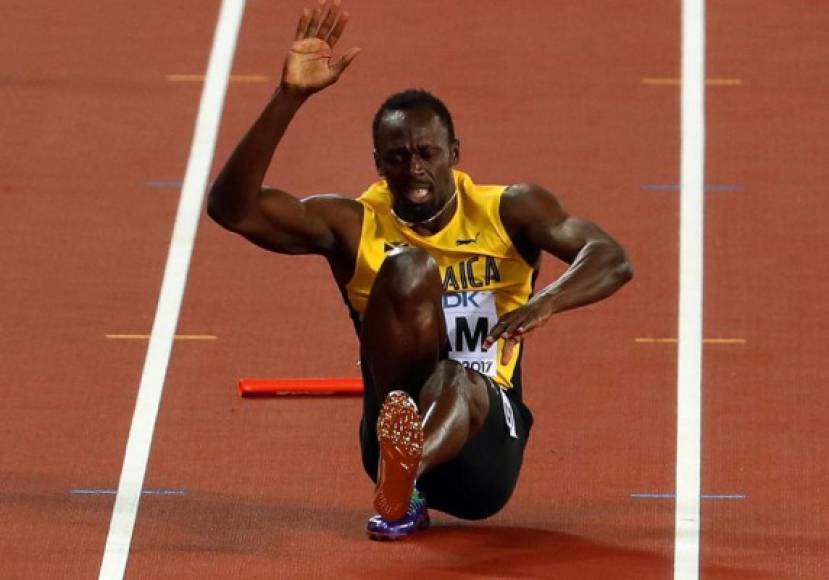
[2,1,827,578]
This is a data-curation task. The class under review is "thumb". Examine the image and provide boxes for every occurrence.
[332,47,362,76]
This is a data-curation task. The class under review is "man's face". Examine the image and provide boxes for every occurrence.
[374,107,459,224]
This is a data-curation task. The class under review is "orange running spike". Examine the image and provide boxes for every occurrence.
[238,377,363,397]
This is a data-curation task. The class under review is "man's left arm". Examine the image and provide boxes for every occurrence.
[483,183,633,363]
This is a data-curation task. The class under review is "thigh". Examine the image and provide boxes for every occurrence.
[359,247,446,397]
[416,378,533,520]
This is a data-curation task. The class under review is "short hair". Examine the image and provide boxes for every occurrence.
[372,89,456,147]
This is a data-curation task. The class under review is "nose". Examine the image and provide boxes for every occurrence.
[408,153,425,175]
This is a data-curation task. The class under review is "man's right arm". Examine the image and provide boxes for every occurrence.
[207,1,361,256]
[207,89,341,255]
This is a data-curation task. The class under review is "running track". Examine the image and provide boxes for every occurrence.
[2,1,828,578]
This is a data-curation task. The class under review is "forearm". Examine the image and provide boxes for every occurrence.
[207,88,308,226]
[536,242,633,314]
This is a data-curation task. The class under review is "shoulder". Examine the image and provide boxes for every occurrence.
[500,183,569,232]
[301,193,364,251]
[303,193,363,223]
[497,183,577,265]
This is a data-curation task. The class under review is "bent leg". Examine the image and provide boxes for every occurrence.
[417,359,489,477]
[360,247,489,478]
[417,382,533,520]
[360,246,446,396]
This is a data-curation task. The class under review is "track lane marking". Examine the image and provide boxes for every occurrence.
[675,0,706,578]
[98,1,246,579]
[642,77,741,86]
[145,180,188,189]
[73,489,188,496]
[144,179,272,189]
[632,493,746,500]
[640,184,743,192]
[167,73,267,83]
[635,338,745,345]
[105,334,217,340]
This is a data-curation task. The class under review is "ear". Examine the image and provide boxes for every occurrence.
[373,150,384,176]
[451,139,460,166]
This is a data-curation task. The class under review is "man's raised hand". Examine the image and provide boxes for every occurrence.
[281,0,361,97]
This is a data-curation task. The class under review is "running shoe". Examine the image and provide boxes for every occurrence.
[366,489,430,541]
[374,390,424,521]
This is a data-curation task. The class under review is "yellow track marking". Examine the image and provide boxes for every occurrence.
[106,334,217,340]
[166,74,269,83]
[641,78,743,86]
[635,337,746,344]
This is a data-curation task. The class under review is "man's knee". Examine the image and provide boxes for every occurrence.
[375,246,441,300]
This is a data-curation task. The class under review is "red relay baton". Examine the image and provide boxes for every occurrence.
[238,377,364,397]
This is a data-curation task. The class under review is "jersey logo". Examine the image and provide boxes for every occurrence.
[383,241,408,253]
[455,232,480,246]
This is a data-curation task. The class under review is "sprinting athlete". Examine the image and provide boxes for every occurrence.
[208,0,632,540]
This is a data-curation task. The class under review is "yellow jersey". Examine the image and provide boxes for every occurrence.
[345,170,535,388]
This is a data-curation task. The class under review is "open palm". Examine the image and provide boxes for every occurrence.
[282,0,360,95]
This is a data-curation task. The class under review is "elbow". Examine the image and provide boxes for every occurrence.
[205,194,224,225]
[206,183,221,218]
[206,203,231,232]
[615,251,634,286]
[206,185,237,231]
[589,240,633,286]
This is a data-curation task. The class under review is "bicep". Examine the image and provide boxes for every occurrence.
[502,184,620,264]
[234,188,343,255]
[528,215,618,264]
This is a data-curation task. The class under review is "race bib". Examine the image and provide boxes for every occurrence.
[442,291,498,377]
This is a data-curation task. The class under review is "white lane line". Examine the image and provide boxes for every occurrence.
[167,73,268,83]
[73,489,188,497]
[675,1,706,580]
[635,337,745,345]
[632,493,746,500]
[97,1,246,578]
[641,77,741,86]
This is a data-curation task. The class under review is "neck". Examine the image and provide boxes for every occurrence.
[391,187,457,233]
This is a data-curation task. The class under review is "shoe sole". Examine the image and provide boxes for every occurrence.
[374,390,423,521]
[366,512,430,542]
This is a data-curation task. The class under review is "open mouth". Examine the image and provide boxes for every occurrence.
[405,185,432,204]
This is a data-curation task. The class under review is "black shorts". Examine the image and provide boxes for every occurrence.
[359,375,533,520]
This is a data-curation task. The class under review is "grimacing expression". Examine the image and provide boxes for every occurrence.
[374,107,460,224]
